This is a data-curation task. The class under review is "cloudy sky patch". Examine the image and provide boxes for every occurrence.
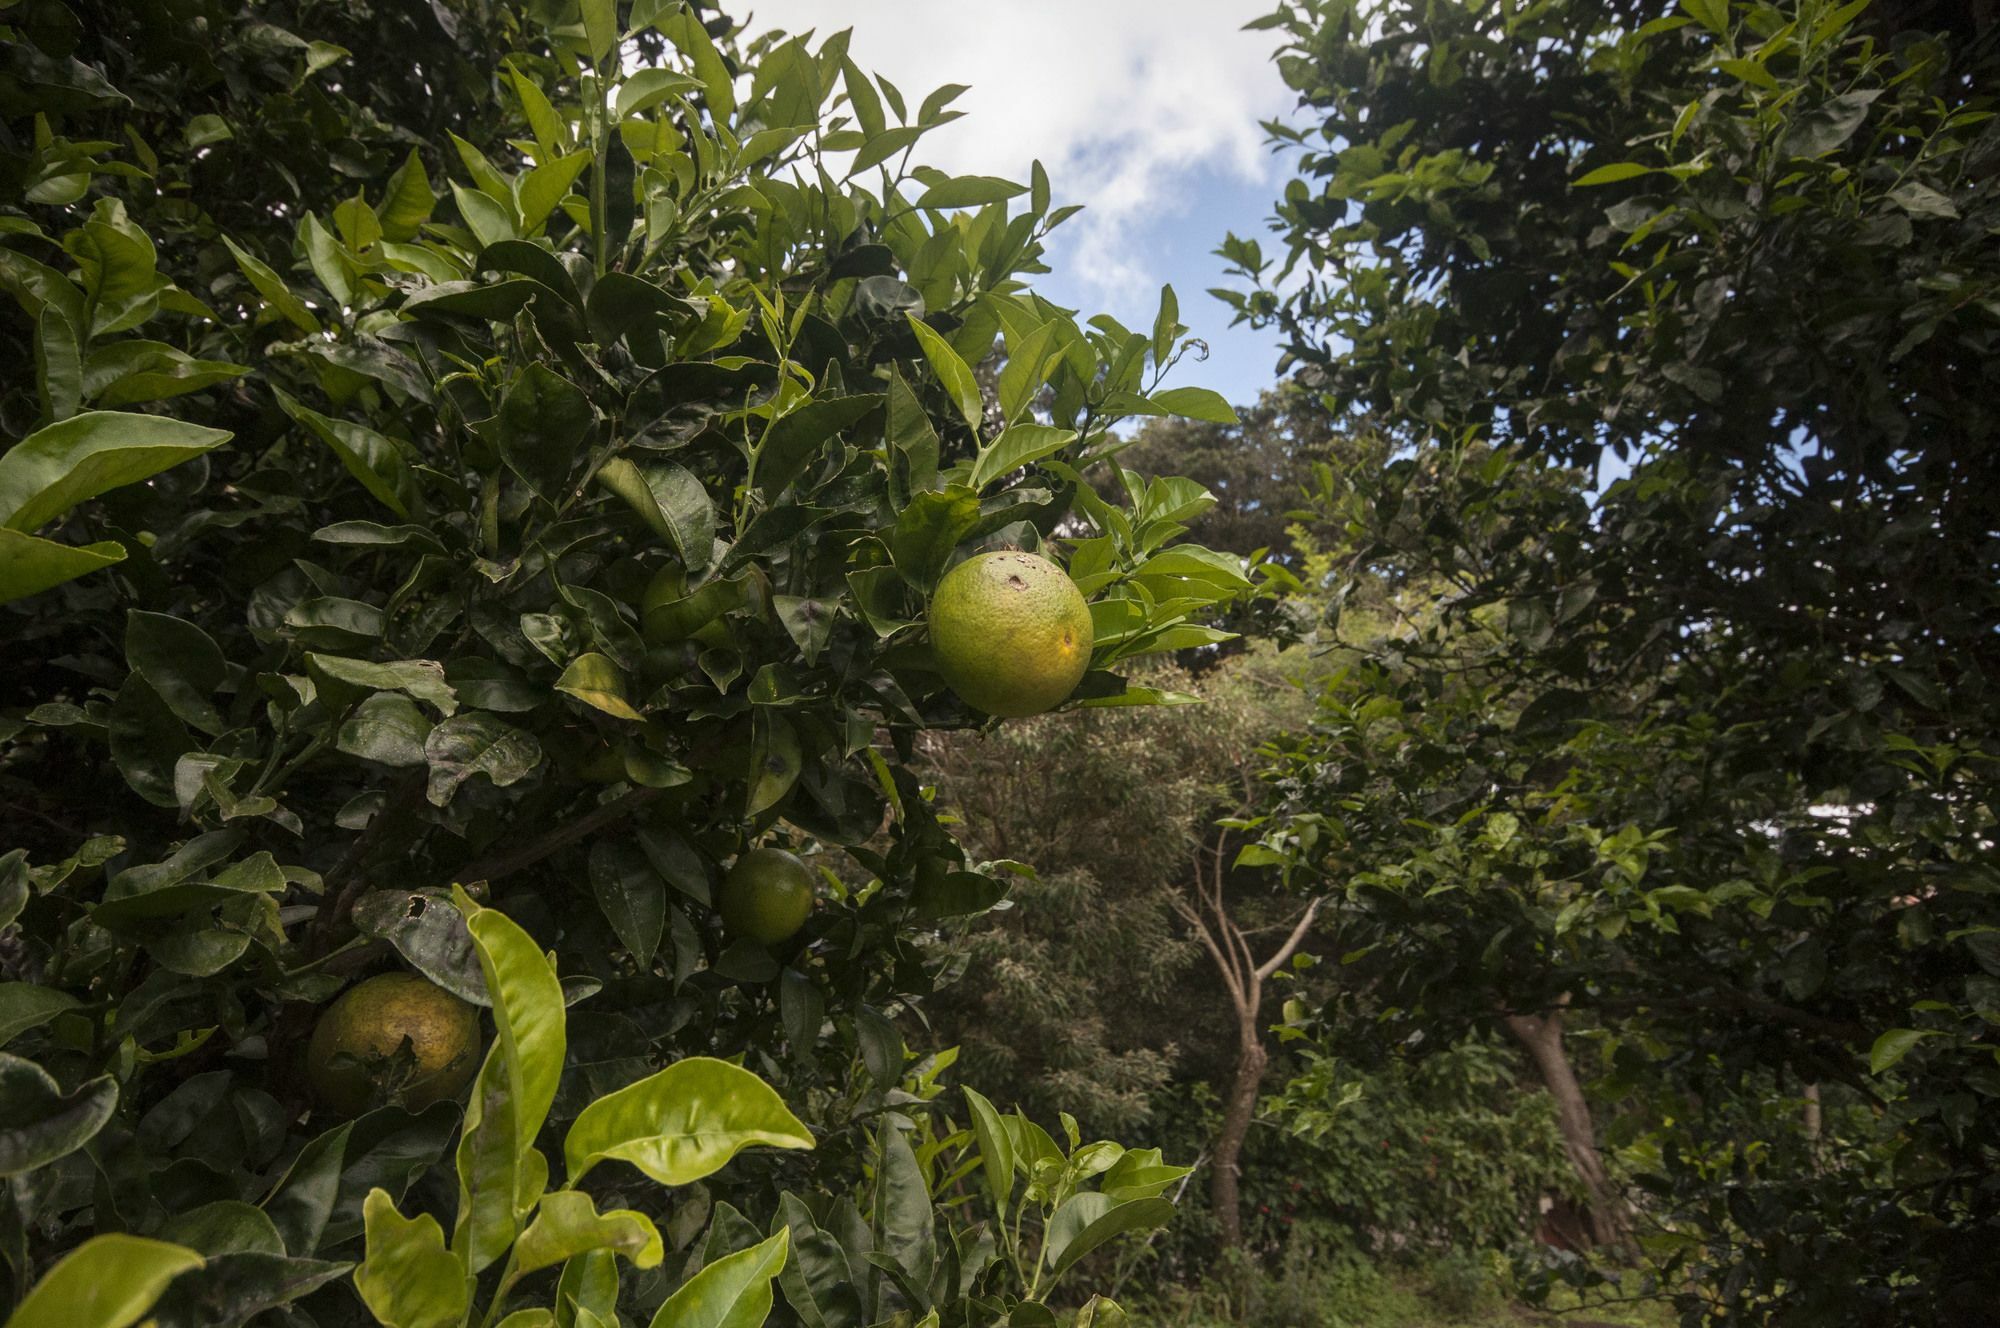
[739,0,1297,405]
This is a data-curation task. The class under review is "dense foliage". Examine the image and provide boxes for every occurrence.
[1231,0,2000,1321]
[0,1,1254,1324]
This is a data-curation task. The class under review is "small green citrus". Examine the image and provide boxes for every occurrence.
[306,972,481,1117]
[927,550,1093,717]
[719,846,815,945]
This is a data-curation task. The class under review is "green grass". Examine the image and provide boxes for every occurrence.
[1130,1258,1679,1328]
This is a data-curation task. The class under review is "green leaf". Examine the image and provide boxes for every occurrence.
[380,151,437,241]
[308,653,459,716]
[1887,181,1959,220]
[646,1228,789,1328]
[581,0,619,62]
[905,315,983,433]
[301,213,357,308]
[126,610,226,734]
[870,1124,934,1286]
[914,175,1026,209]
[0,984,79,1048]
[0,1053,118,1175]
[1868,1027,1935,1074]
[591,839,666,968]
[0,410,230,533]
[658,9,735,119]
[519,151,592,233]
[557,653,644,720]
[1150,284,1180,369]
[505,64,570,160]
[884,368,940,503]
[496,364,593,501]
[1100,1147,1193,1201]
[0,528,125,605]
[222,237,320,334]
[969,424,1075,491]
[890,484,981,590]
[514,1191,664,1276]
[35,307,80,422]
[1679,0,1730,32]
[1782,90,1880,158]
[1075,1296,1129,1328]
[84,341,247,407]
[758,394,888,497]
[596,458,715,568]
[1573,161,1656,187]
[616,69,704,119]
[962,1085,1015,1217]
[1046,1195,1175,1276]
[336,692,433,766]
[745,709,802,817]
[156,1201,286,1257]
[5,1234,203,1328]
[424,713,543,806]
[277,389,420,519]
[452,890,567,1273]
[353,1190,468,1328]
[563,1056,813,1186]
[1146,386,1237,424]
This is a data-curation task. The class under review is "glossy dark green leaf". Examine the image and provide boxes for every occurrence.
[595,458,714,569]
[890,484,981,590]
[756,394,885,497]
[402,278,542,322]
[496,363,593,500]
[125,610,226,735]
[277,389,421,519]
[108,672,191,808]
[0,985,78,1049]
[0,1054,118,1175]
[590,839,666,968]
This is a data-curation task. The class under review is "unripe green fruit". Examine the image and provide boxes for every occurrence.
[719,847,816,945]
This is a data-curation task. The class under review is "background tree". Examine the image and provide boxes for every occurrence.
[1233,0,2000,1319]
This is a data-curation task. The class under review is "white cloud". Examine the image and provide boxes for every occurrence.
[737,0,1293,305]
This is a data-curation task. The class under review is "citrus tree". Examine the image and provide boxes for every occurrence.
[0,1,1252,1323]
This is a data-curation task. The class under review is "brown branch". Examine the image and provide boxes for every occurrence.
[1254,897,1324,982]
[1173,892,1245,1004]
[452,786,663,888]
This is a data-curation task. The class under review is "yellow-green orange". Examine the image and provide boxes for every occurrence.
[306,972,481,1117]
[927,550,1093,717]
[720,847,815,945]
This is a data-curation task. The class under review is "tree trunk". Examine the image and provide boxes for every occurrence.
[1502,1004,1629,1249]
[1211,1020,1269,1251]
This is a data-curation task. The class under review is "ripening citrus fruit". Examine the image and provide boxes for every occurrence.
[719,846,815,945]
[306,972,481,1117]
[927,550,1093,717]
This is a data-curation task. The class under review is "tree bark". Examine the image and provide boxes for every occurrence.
[1211,1020,1270,1251]
[1173,824,1323,1251]
[1502,1002,1630,1249]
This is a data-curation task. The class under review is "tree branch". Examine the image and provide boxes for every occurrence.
[452,786,664,888]
[1254,896,1324,982]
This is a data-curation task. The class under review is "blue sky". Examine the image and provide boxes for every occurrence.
[741,0,1299,411]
